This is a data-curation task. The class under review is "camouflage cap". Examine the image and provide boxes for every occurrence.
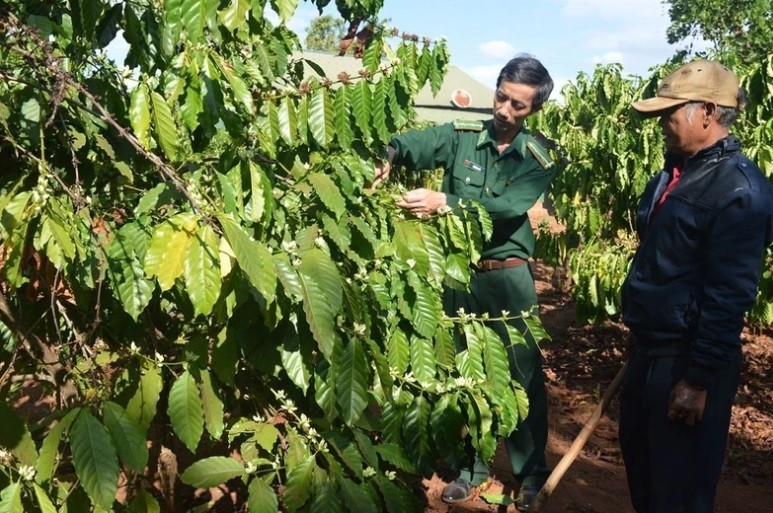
[632,60,740,115]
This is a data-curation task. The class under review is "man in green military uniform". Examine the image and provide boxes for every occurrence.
[373,54,557,511]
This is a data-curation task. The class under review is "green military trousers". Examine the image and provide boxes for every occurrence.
[443,263,550,488]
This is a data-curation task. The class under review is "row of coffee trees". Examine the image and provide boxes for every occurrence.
[0,0,541,511]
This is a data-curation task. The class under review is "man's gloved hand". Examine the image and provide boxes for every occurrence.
[667,379,707,426]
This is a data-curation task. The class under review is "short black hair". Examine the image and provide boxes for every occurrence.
[496,53,554,110]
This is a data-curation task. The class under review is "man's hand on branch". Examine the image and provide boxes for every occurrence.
[372,161,391,187]
[395,188,447,216]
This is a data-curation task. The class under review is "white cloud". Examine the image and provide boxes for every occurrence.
[555,1,676,77]
[464,65,501,88]
[558,0,668,23]
[591,51,625,66]
[478,40,518,59]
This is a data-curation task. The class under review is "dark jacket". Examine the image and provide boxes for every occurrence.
[622,135,773,388]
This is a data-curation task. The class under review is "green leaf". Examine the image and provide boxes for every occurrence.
[523,311,551,344]
[338,477,377,513]
[184,224,222,316]
[299,247,343,309]
[150,91,180,161]
[219,0,250,31]
[337,338,369,426]
[129,84,152,149]
[434,329,456,370]
[284,455,315,512]
[145,217,195,291]
[308,173,346,221]
[309,87,334,148]
[459,325,486,382]
[273,252,302,301]
[36,409,78,484]
[409,336,436,386]
[21,98,41,123]
[167,370,204,452]
[181,456,245,488]
[128,489,161,513]
[125,365,163,435]
[430,44,447,96]
[70,409,120,510]
[247,162,267,222]
[295,93,309,144]
[314,353,338,420]
[478,324,511,397]
[429,394,464,458]
[403,395,431,462]
[393,221,429,275]
[199,370,225,439]
[375,443,416,473]
[466,390,496,462]
[32,483,58,513]
[277,96,297,145]
[218,215,277,303]
[353,430,379,469]
[363,35,383,73]
[181,79,203,131]
[181,0,206,42]
[376,475,415,513]
[218,56,253,112]
[333,87,355,148]
[372,78,390,143]
[281,344,311,394]
[269,0,299,24]
[470,201,493,241]
[39,211,77,264]
[0,401,37,466]
[80,0,102,39]
[103,401,149,473]
[380,400,405,446]
[96,3,123,47]
[310,481,343,513]
[387,327,410,374]
[505,324,528,349]
[298,272,338,359]
[351,80,372,142]
[248,478,278,513]
[480,493,514,506]
[407,271,441,339]
[0,483,22,513]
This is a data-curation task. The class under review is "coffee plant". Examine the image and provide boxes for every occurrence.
[0,1,547,511]
[531,61,773,326]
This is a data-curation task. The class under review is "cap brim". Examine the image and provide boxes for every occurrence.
[631,96,689,117]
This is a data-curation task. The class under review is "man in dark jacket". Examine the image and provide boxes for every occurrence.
[620,60,773,513]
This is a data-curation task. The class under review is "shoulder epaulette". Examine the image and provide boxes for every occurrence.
[526,139,555,170]
[452,119,484,132]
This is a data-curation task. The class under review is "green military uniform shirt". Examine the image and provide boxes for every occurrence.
[389,119,557,260]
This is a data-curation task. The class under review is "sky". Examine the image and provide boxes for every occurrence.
[106,0,707,99]
[278,0,707,97]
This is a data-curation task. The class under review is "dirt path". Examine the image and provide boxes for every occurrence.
[420,262,773,513]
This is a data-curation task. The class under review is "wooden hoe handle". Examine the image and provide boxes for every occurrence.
[528,362,628,512]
